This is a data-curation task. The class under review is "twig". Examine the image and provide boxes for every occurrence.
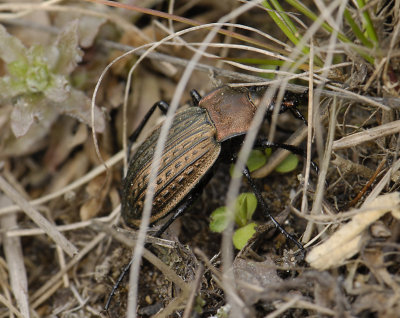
[347,158,387,208]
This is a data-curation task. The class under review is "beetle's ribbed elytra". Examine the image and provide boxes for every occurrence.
[122,106,220,228]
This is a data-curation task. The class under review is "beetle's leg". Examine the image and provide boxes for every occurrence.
[242,167,304,250]
[104,192,198,311]
[277,90,308,126]
[190,89,202,106]
[104,254,135,310]
[154,192,199,236]
[254,140,319,176]
[290,88,309,125]
[127,100,169,161]
[288,108,308,126]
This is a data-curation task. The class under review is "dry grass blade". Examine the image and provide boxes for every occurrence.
[30,233,105,308]
[0,176,77,257]
[0,150,124,216]
[333,120,400,150]
[307,192,400,270]
[0,197,29,317]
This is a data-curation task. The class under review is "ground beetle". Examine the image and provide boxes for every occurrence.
[106,85,311,310]
[122,85,309,233]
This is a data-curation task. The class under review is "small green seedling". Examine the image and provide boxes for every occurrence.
[230,149,299,176]
[210,193,258,250]
[194,295,206,314]
[264,148,299,173]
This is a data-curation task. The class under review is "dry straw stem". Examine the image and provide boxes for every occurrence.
[0,175,77,257]
[332,119,400,150]
[0,150,124,216]
[330,154,400,182]
[265,295,335,318]
[182,265,204,318]
[363,157,400,204]
[6,205,120,238]
[100,34,400,108]
[0,1,143,37]
[0,294,24,318]
[98,221,190,295]
[0,197,29,318]
[30,233,105,308]
[306,192,400,270]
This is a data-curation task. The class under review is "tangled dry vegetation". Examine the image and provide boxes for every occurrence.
[0,0,399,317]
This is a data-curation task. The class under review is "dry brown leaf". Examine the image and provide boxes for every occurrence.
[306,192,400,270]
[233,257,282,305]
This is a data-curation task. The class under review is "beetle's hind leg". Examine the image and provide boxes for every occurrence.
[153,192,200,237]
[104,192,198,311]
[242,166,304,251]
[190,89,202,105]
[127,100,169,161]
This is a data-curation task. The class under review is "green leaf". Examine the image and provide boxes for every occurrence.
[7,60,28,78]
[343,8,373,48]
[26,63,50,93]
[356,0,378,45]
[275,153,299,173]
[210,207,229,233]
[0,24,27,63]
[54,20,82,75]
[247,149,267,172]
[233,223,257,250]
[194,295,206,314]
[235,193,257,227]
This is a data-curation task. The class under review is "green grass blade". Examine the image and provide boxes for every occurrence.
[269,0,299,35]
[344,8,374,48]
[356,0,379,45]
